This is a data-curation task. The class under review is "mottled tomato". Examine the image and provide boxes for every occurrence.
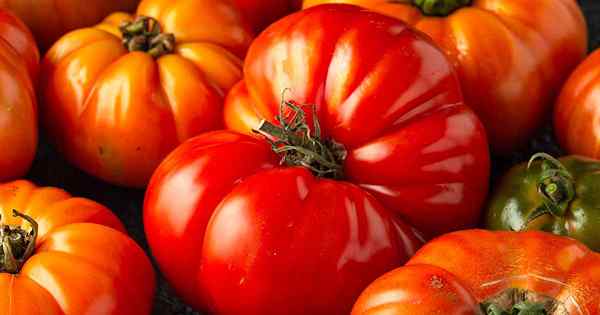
[304,0,588,154]
[0,180,155,315]
[555,49,600,159]
[353,230,600,314]
[0,0,140,51]
[41,0,252,187]
[145,5,489,315]
[0,9,38,182]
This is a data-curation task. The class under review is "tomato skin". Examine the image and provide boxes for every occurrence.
[305,0,587,154]
[225,4,490,237]
[0,0,139,51]
[144,131,423,314]
[555,49,600,159]
[0,9,38,182]
[41,0,251,187]
[353,230,600,314]
[0,180,155,315]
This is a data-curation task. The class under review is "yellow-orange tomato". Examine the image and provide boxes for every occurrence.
[353,230,600,314]
[555,49,600,159]
[41,0,252,187]
[0,0,140,51]
[0,10,38,182]
[0,180,155,314]
[304,0,587,154]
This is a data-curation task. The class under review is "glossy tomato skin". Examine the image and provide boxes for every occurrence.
[305,0,587,154]
[353,230,600,314]
[0,180,155,315]
[0,9,38,182]
[225,4,490,237]
[0,0,139,51]
[145,131,423,314]
[486,155,600,251]
[41,0,252,187]
[555,49,600,159]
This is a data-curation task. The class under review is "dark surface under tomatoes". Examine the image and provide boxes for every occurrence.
[25,1,600,314]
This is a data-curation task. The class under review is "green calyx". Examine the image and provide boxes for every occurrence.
[0,210,38,274]
[481,288,564,315]
[413,0,472,16]
[120,16,176,58]
[522,153,576,230]
[253,94,347,180]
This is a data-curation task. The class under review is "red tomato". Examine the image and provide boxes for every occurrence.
[145,5,490,315]
[353,230,600,314]
[0,9,38,181]
[555,49,600,158]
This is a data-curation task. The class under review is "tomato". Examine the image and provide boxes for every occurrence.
[40,0,252,187]
[555,49,600,159]
[304,0,588,154]
[0,0,140,51]
[0,9,38,182]
[145,5,489,314]
[0,180,155,314]
[233,0,298,33]
[353,230,600,314]
[486,153,600,252]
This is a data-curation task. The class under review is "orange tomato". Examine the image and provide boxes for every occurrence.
[0,0,140,51]
[0,9,38,182]
[0,180,155,314]
[555,49,600,159]
[41,0,252,187]
[304,0,588,154]
[353,230,600,314]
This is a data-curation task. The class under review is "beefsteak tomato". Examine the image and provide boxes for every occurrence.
[40,0,252,187]
[0,9,38,182]
[0,0,140,51]
[304,0,588,154]
[555,48,600,159]
[486,153,600,252]
[0,180,155,314]
[353,230,600,314]
[146,5,489,314]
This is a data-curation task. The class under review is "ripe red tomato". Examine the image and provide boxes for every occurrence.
[555,49,600,159]
[0,0,140,51]
[145,5,490,314]
[304,0,588,154]
[353,230,600,314]
[0,9,38,181]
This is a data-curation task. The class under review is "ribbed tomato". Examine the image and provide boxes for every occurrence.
[0,9,38,182]
[304,0,588,154]
[353,230,600,314]
[145,5,489,315]
[40,0,252,187]
[0,180,155,314]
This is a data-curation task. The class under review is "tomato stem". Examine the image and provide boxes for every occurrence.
[0,210,38,274]
[522,153,576,230]
[481,288,561,315]
[120,16,175,58]
[253,94,347,179]
[413,0,471,16]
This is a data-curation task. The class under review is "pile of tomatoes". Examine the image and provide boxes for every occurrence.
[0,0,599,314]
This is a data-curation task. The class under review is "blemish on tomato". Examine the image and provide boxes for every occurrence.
[430,275,444,289]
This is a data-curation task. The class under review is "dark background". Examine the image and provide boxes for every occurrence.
[25,1,600,314]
